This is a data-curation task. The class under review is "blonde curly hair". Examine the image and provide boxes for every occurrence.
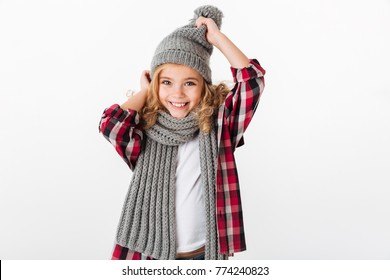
[141,64,230,133]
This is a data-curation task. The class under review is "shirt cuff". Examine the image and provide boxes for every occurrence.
[102,104,140,125]
[230,58,266,83]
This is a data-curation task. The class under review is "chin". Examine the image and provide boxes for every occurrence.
[170,112,189,119]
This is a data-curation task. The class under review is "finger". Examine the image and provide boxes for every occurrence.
[143,70,151,82]
[195,16,207,28]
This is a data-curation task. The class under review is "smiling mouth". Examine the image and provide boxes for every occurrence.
[169,102,188,108]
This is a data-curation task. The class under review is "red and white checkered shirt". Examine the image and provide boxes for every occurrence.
[99,59,265,259]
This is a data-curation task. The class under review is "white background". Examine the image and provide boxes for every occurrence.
[0,0,389,260]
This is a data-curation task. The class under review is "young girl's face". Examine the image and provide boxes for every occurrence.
[158,64,203,119]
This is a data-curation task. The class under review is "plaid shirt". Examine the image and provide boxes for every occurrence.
[99,59,265,259]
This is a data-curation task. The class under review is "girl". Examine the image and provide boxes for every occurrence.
[99,5,265,260]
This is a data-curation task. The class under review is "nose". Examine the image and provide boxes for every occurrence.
[172,85,185,97]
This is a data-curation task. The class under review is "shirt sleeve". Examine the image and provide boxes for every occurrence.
[223,58,266,148]
[98,104,144,170]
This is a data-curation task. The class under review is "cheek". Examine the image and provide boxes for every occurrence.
[158,90,167,102]
[193,90,202,105]
[154,89,167,108]
[194,96,201,106]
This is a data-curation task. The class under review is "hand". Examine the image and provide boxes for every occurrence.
[196,17,249,68]
[121,71,150,111]
[195,16,223,47]
[140,70,151,91]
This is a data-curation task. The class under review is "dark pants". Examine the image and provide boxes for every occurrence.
[176,253,205,260]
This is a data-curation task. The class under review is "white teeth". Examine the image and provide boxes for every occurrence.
[171,102,187,108]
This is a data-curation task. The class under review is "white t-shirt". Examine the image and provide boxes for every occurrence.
[175,134,206,253]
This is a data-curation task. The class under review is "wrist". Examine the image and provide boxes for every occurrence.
[210,31,226,49]
[137,88,148,96]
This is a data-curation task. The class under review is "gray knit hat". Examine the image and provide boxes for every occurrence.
[150,5,223,84]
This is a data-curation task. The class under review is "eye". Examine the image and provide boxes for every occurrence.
[161,80,171,85]
[184,81,196,86]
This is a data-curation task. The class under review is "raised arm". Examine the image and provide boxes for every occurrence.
[196,17,266,148]
[98,71,151,170]
[195,16,249,68]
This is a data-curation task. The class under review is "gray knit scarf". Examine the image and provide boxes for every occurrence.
[115,111,227,260]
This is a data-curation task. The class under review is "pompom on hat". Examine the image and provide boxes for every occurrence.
[150,5,223,84]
